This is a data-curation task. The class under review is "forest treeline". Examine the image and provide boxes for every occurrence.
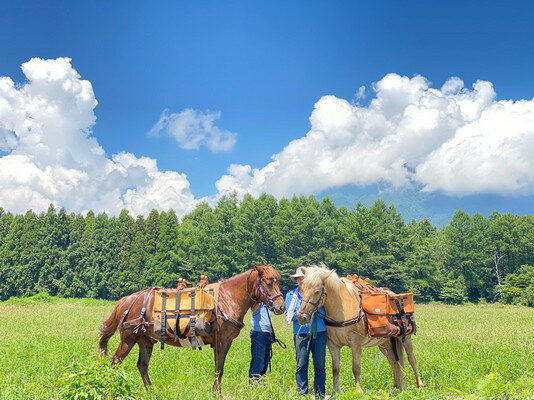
[0,194,533,306]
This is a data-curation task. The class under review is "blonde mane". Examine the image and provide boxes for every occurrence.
[302,263,360,297]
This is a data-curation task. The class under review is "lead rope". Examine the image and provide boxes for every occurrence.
[306,312,318,352]
[266,306,286,372]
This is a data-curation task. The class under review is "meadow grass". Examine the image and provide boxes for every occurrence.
[0,299,532,399]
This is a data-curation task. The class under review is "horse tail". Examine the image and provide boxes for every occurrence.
[98,297,127,357]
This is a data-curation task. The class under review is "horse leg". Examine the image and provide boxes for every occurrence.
[137,337,154,388]
[403,337,423,388]
[111,331,137,366]
[350,345,364,394]
[327,339,341,394]
[378,341,403,391]
[212,338,231,393]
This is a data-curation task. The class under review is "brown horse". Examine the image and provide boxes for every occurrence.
[98,265,286,391]
[296,264,423,394]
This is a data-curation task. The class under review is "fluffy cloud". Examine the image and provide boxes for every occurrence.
[2,59,532,216]
[216,73,534,198]
[0,57,197,216]
[148,108,236,152]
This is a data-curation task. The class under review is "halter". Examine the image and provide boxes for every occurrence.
[299,283,326,319]
[247,268,283,311]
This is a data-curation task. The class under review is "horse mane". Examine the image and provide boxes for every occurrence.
[222,265,281,283]
[302,263,360,296]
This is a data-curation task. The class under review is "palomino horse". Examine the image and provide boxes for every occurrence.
[296,264,423,394]
[98,265,285,391]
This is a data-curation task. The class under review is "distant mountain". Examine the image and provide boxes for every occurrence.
[317,185,534,227]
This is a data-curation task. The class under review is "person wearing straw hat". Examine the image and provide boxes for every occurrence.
[285,267,327,398]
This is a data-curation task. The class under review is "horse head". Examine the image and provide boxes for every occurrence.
[297,265,335,325]
[251,265,286,315]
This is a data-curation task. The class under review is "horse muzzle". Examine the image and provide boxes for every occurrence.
[297,311,311,325]
[271,298,286,315]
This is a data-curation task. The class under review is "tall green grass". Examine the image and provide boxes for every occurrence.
[0,299,532,399]
[0,293,110,306]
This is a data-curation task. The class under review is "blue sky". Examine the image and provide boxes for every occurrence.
[1,1,533,220]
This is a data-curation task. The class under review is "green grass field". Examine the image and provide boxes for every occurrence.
[0,298,533,400]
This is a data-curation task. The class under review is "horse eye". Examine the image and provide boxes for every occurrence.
[314,290,320,295]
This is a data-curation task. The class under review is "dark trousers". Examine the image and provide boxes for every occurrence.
[294,331,327,397]
[249,331,273,379]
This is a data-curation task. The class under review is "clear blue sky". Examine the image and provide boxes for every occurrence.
[1,1,533,219]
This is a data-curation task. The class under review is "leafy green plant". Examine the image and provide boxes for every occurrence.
[503,265,534,306]
[1,292,57,306]
[56,357,142,400]
[439,277,468,304]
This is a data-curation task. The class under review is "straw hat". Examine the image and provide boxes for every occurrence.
[290,266,305,281]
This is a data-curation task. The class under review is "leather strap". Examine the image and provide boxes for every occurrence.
[118,290,145,331]
[391,337,399,361]
[190,291,197,349]
[319,288,364,328]
[216,303,245,330]
[324,314,363,327]
[174,289,181,342]
[161,291,167,349]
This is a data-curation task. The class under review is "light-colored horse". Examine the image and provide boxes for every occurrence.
[296,264,423,394]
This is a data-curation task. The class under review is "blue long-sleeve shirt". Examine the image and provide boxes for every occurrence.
[250,303,273,333]
[285,288,326,335]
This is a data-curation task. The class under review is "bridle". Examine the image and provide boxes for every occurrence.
[246,267,287,350]
[247,268,283,312]
[299,283,326,320]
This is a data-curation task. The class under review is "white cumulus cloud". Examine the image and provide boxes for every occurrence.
[216,73,534,198]
[0,57,197,216]
[3,59,532,216]
[148,108,236,152]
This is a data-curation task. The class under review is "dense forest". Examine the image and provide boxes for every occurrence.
[0,194,532,306]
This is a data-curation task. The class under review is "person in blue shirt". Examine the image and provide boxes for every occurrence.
[249,303,274,381]
[285,267,327,398]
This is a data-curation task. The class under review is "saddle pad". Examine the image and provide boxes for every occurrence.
[152,283,219,338]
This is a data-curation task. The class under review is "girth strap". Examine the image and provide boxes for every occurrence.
[174,288,181,342]
[393,296,407,343]
[390,337,399,362]
[189,290,197,350]
[161,291,167,349]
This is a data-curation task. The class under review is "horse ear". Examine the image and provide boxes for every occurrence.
[321,269,335,282]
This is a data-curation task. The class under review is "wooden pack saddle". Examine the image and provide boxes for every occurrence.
[346,274,416,339]
[152,283,220,348]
